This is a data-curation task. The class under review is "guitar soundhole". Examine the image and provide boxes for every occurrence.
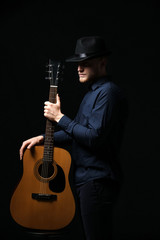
[38,162,54,178]
[34,159,65,193]
[34,159,57,182]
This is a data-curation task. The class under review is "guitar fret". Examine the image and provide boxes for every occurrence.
[43,82,56,163]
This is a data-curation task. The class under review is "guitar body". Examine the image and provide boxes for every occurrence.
[10,145,75,230]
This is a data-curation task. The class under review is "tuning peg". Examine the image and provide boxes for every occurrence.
[46,64,53,67]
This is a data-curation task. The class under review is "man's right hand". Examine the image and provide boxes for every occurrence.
[19,135,44,160]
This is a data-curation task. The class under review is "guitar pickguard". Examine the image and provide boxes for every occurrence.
[49,164,65,193]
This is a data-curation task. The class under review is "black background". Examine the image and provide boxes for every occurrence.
[1,0,160,239]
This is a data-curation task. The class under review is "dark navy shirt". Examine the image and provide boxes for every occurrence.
[54,76,128,185]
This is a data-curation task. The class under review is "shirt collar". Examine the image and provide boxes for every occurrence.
[91,76,110,91]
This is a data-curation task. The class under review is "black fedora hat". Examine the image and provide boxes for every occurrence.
[66,36,111,62]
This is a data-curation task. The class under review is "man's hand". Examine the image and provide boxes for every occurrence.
[44,94,64,122]
[19,135,44,160]
[19,95,63,160]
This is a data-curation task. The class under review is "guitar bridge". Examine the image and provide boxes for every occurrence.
[32,193,57,201]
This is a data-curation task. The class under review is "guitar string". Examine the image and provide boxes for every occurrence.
[40,126,54,195]
[39,65,57,195]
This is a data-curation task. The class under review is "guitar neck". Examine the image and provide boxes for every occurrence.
[43,85,58,162]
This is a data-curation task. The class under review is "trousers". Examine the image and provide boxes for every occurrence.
[76,178,119,240]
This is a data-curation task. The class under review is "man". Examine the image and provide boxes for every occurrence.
[20,36,128,240]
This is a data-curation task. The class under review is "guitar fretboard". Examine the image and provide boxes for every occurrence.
[43,85,57,163]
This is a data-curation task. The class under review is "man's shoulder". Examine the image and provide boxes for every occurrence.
[101,79,120,93]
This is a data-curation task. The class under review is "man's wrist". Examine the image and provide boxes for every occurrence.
[56,113,64,123]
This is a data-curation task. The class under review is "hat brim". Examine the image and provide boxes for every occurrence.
[66,51,112,63]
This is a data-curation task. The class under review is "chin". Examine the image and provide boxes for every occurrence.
[79,76,89,83]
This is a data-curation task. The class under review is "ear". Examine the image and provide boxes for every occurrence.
[102,57,108,65]
[99,57,108,69]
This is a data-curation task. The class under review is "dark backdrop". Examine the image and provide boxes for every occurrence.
[1,1,160,239]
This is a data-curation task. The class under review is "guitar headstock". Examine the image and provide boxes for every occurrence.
[46,59,64,86]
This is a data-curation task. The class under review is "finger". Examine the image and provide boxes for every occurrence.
[19,148,23,160]
[44,102,48,108]
[44,101,49,104]
[44,108,49,117]
[27,142,35,149]
[44,101,51,106]
[19,139,33,160]
[19,142,27,160]
[56,94,61,105]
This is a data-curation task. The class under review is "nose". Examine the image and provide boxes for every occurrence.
[77,64,84,72]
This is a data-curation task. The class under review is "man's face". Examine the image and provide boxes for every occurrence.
[77,57,105,83]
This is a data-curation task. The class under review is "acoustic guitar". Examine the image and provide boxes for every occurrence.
[10,60,75,230]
